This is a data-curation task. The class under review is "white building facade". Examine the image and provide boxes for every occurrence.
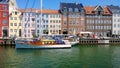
[108,5,120,35]
[22,9,36,38]
[35,9,61,36]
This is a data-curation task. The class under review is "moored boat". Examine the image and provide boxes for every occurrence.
[15,39,71,49]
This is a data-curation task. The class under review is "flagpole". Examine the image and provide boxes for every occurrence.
[40,0,42,37]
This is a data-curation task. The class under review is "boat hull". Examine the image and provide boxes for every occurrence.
[16,43,71,49]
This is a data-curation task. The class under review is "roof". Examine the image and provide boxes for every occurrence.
[107,5,120,10]
[18,9,59,14]
[60,2,83,8]
[84,6,112,15]
[107,5,120,13]
[84,6,94,14]
[18,8,36,13]
[36,9,60,14]
[60,2,84,13]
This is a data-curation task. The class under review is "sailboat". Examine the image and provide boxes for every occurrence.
[15,0,71,49]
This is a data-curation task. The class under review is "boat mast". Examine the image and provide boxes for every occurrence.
[40,0,42,37]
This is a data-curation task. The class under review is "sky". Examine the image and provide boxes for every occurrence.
[16,0,120,9]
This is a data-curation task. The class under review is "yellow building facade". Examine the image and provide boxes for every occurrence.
[9,9,22,38]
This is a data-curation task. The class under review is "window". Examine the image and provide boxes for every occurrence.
[25,18,27,21]
[28,23,30,27]
[14,29,17,32]
[28,30,30,33]
[14,17,17,20]
[10,17,13,20]
[69,8,73,12]
[53,20,55,23]
[46,25,48,28]
[46,20,48,23]
[14,23,17,26]
[59,20,61,23]
[10,23,13,26]
[118,24,119,27]
[43,25,45,28]
[37,20,39,23]
[15,11,17,15]
[3,5,7,10]
[32,18,35,21]
[75,8,78,12]
[37,25,39,28]
[46,14,48,18]
[2,20,7,24]
[64,21,67,25]
[10,29,13,32]
[19,23,21,26]
[53,25,55,28]
[32,23,34,27]
[3,13,7,17]
[19,16,22,20]
[50,20,52,23]
[50,25,52,28]
[37,30,39,33]
[28,18,30,21]
[63,7,67,12]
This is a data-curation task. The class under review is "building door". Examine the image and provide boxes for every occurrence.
[19,29,21,37]
[3,30,8,37]
[63,29,68,34]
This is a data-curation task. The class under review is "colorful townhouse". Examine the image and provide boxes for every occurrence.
[9,0,18,14]
[35,9,61,36]
[60,2,85,35]
[0,0,9,38]
[22,9,36,38]
[108,5,120,35]
[9,9,22,38]
[84,5,112,37]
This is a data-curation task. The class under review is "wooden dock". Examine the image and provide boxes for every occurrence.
[0,38,15,46]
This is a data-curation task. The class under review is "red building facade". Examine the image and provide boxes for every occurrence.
[0,2,9,38]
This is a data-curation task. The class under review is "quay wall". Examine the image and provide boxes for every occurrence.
[79,39,120,45]
[0,38,15,46]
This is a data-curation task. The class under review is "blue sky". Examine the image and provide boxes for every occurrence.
[16,0,120,9]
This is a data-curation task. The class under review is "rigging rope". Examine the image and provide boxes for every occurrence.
[15,0,36,38]
[15,0,30,37]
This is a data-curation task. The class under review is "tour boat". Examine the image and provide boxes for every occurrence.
[15,38,71,49]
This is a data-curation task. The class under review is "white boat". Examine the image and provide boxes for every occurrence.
[70,41,79,46]
[15,39,71,49]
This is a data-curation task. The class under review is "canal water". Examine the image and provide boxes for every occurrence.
[0,45,120,68]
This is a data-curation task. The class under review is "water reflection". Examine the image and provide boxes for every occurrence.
[0,45,120,68]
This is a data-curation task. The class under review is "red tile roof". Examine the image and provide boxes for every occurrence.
[18,9,59,14]
[36,9,59,14]
[84,6,112,15]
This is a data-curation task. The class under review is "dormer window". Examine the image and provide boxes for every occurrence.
[63,7,67,12]
[87,11,90,13]
[15,11,17,15]
[69,8,72,12]
[75,8,78,12]
[98,11,101,15]
[81,9,84,13]
[92,11,94,13]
